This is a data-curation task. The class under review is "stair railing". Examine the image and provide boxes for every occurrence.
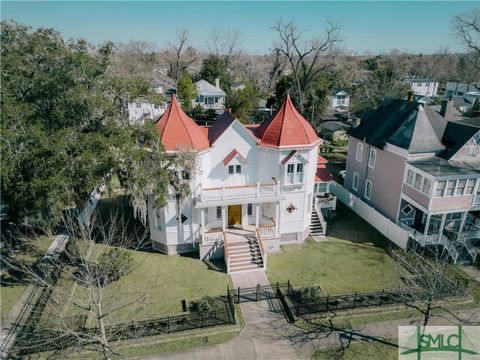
[255,228,267,269]
[313,199,327,234]
[223,231,230,274]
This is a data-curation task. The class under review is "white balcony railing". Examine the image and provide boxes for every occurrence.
[200,181,281,202]
[201,230,224,245]
[317,195,337,209]
[258,225,276,238]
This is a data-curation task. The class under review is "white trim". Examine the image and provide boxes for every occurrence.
[368,148,377,169]
[364,179,372,200]
[356,142,363,162]
[352,171,359,191]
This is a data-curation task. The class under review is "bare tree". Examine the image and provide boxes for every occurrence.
[453,10,480,71]
[3,215,153,359]
[207,28,242,69]
[112,41,157,78]
[272,20,341,111]
[167,30,197,84]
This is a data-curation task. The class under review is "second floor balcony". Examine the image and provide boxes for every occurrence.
[198,181,282,204]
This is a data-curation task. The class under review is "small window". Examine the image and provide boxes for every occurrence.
[445,180,456,196]
[368,149,377,169]
[435,181,446,197]
[228,165,234,174]
[402,204,414,216]
[176,213,188,223]
[421,178,431,195]
[353,172,359,191]
[465,179,476,194]
[235,165,241,174]
[287,164,294,174]
[247,204,253,216]
[356,143,363,162]
[296,163,303,173]
[216,206,222,220]
[406,170,414,186]
[455,179,466,195]
[285,203,297,214]
[364,179,372,200]
[181,171,190,180]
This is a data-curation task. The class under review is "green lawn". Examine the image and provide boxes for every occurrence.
[48,244,233,327]
[1,235,54,323]
[313,339,398,360]
[267,204,403,294]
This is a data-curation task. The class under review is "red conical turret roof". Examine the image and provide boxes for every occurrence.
[156,94,210,152]
[256,93,320,148]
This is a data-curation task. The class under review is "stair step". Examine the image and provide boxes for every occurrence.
[230,258,263,265]
[229,263,264,273]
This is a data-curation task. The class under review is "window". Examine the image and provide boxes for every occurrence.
[176,213,188,223]
[356,143,363,162]
[353,172,360,191]
[216,206,222,220]
[466,179,476,194]
[315,182,328,194]
[285,203,297,214]
[455,179,466,195]
[247,204,253,216]
[402,204,414,216]
[285,163,303,184]
[235,165,241,174]
[368,148,377,169]
[364,179,372,200]
[181,171,190,180]
[435,181,446,197]
[406,169,414,186]
[228,165,234,174]
[296,163,304,183]
[445,180,456,196]
[414,174,423,190]
[421,178,431,195]
[447,212,462,221]
[287,164,294,173]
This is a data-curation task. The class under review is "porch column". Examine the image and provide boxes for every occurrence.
[200,209,205,238]
[456,211,469,241]
[222,206,226,231]
[423,214,431,246]
[255,204,260,228]
[275,202,280,237]
[438,213,447,238]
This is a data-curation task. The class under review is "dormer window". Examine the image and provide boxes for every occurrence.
[285,162,304,184]
[228,165,241,174]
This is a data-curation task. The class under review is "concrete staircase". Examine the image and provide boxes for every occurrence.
[310,204,325,236]
[227,238,264,273]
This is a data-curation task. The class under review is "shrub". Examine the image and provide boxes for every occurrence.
[190,296,220,313]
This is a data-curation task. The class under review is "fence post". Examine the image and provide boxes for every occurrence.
[326,295,329,313]
[238,287,240,304]
[353,292,357,309]
[287,280,291,296]
[379,289,384,306]
[296,301,300,317]
[256,284,260,301]
[277,282,279,293]
[167,315,170,332]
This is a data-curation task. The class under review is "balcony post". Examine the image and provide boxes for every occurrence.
[200,209,205,239]
[222,206,227,231]
[256,182,260,197]
[255,204,260,228]
[423,214,430,246]
[275,202,280,237]
[438,213,447,239]
[276,180,281,195]
[221,185,226,200]
[456,211,468,241]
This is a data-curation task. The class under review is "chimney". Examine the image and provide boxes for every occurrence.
[407,91,414,102]
[440,97,454,121]
[215,78,220,89]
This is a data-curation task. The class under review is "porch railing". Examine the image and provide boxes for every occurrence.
[315,199,328,234]
[459,233,478,262]
[199,181,281,202]
[257,217,276,239]
[316,194,337,209]
[255,228,267,269]
[223,231,230,274]
[202,230,224,245]
[439,235,459,264]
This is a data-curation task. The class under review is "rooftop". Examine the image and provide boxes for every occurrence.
[195,79,226,97]
[407,157,480,178]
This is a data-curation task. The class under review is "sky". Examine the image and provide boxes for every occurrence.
[1,1,479,55]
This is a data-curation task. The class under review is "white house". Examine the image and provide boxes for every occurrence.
[406,78,439,97]
[329,89,350,112]
[127,100,166,125]
[194,79,226,111]
[148,94,336,273]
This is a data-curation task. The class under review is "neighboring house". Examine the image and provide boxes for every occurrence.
[194,79,226,111]
[127,100,166,125]
[406,78,439,97]
[150,78,176,96]
[446,81,480,97]
[345,98,480,264]
[318,121,350,141]
[414,95,434,105]
[329,89,350,112]
[451,96,474,114]
[231,82,246,92]
[149,94,336,272]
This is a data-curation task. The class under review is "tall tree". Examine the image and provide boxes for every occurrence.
[176,72,197,110]
[167,30,197,84]
[198,54,232,92]
[228,82,260,123]
[452,10,480,72]
[207,28,242,69]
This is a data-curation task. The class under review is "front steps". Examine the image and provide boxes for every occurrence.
[310,204,325,236]
[227,239,264,273]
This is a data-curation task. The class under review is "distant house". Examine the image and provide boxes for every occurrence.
[194,79,226,111]
[406,78,439,97]
[231,82,246,92]
[127,99,166,125]
[150,78,176,96]
[446,82,480,97]
[345,98,480,264]
[318,121,350,141]
[329,89,350,112]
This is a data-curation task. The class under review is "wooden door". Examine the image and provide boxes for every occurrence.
[228,205,242,226]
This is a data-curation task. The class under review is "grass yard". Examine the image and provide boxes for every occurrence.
[267,203,403,294]
[1,235,54,323]
[48,244,233,327]
[313,339,398,360]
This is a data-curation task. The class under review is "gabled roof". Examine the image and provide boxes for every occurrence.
[348,99,446,153]
[156,94,210,152]
[281,150,297,165]
[208,111,236,144]
[255,93,321,148]
[222,149,247,166]
[438,121,480,160]
[195,79,226,97]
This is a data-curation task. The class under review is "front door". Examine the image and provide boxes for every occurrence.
[228,205,242,227]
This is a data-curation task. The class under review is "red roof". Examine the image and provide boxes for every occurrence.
[317,155,328,164]
[222,149,247,166]
[315,164,334,182]
[256,93,321,148]
[281,150,297,165]
[156,94,210,152]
